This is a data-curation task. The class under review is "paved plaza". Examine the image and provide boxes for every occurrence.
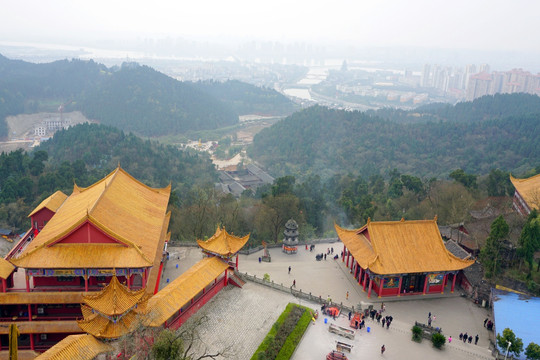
[160,244,495,360]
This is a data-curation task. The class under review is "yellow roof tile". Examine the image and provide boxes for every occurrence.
[511,174,540,211]
[0,258,14,279]
[12,167,170,269]
[197,226,249,256]
[34,334,113,360]
[335,219,474,275]
[82,276,148,316]
[77,308,140,339]
[146,257,228,327]
[28,191,68,217]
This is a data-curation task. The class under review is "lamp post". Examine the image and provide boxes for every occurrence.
[504,341,512,360]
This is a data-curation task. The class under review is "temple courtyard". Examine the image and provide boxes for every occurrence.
[159,243,495,360]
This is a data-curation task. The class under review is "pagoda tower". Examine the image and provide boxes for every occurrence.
[282,218,299,254]
[77,276,150,339]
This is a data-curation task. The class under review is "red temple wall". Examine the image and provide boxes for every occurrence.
[33,276,81,287]
[56,222,119,244]
[31,208,55,230]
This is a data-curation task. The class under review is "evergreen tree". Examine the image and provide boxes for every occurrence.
[480,215,509,277]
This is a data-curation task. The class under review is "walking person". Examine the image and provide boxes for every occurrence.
[428,316,432,326]
[484,318,488,327]
[382,318,386,327]
[292,279,296,287]
[449,336,452,343]
[468,335,472,344]
[381,345,385,355]
[346,291,349,300]
[475,334,479,345]
[288,266,291,274]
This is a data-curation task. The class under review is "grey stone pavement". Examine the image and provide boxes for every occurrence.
[160,244,495,360]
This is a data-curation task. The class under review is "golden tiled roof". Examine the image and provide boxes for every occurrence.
[12,167,171,269]
[197,226,249,257]
[0,320,83,335]
[511,174,540,211]
[0,291,83,305]
[34,334,113,360]
[77,308,140,339]
[0,258,14,279]
[82,276,148,316]
[10,244,151,269]
[146,257,228,327]
[28,190,68,217]
[335,219,474,275]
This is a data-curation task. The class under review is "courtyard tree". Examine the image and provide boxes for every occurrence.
[496,328,523,357]
[525,342,540,360]
[517,209,540,272]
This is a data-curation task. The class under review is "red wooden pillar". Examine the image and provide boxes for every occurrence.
[350,257,354,271]
[236,254,239,270]
[346,251,350,267]
[28,304,32,321]
[25,273,30,292]
[358,268,362,284]
[143,268,147,287]
[127,270,131,290]
[30,333,35,351]
[362,272,368,291]
[379,277,385,297]
[441,274,447,294]
[1,278,6,292]
[397,275,403,296]
[451,272,457,293]
[85,272,89,292]
[422,274,428,295]
[367,277,373,298]
[342,245,346,262]
[223,269,228,286]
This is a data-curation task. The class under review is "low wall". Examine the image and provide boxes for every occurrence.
[238,271,358,315]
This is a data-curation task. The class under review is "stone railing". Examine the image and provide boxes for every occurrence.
[238,271,358,315]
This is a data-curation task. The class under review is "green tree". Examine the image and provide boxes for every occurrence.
[525,342,540,360]
[431,333,446,349]
[480,215,509,277]
[152,329,184,360]
[517,210,540,272]
[486,169,513,196]
[449,169,478,189]
[496,328,523,357]
[272,176,296,197]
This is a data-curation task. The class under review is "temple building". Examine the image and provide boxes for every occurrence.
[0,168,251,358]
[510,174,540,216]
[335,218,474,298]
[0,167,171,353]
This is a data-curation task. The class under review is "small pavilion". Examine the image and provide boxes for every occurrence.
[197,226,249,271]
[335,217,474,298]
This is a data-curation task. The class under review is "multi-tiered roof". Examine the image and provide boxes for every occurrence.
[11,167,171,270]
[77,276,150,339]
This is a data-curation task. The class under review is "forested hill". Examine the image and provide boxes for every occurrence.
[250,98,540,179]
[77,64,238,136]
[371,93,540,124]
[192,80,298,116]
[37,123,217,189]
[0,55,293,137]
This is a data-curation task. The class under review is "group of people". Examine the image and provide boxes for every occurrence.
[484,318,494,331]
[459,332,479,345]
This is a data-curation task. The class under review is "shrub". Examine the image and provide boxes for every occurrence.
[411,325,423,342]
[432,333,446,349]
[263,273,270,282]
[251,303,313,360]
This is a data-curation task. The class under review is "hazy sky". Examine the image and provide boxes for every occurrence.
[2,0,539,53]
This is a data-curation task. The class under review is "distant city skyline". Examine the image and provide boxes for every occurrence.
[2,0,540,54]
